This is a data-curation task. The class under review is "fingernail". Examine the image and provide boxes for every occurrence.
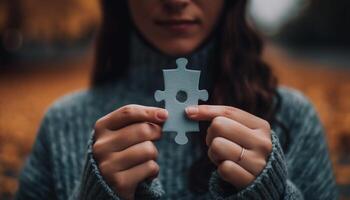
[156,109,168,121]
[186,106,198,116]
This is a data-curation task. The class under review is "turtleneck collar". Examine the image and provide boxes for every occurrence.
[126,31,216,95]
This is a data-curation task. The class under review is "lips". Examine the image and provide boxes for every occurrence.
[155,19,199,25]
[154,19,200,34]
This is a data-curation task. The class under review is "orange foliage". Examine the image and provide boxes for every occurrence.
[0,0,101,40]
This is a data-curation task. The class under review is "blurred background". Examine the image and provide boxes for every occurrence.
[0,0,349,199]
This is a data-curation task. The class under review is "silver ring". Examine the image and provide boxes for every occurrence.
[238,147,246,162]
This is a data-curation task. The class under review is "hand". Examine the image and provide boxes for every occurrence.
[93,105,168,200]
[186,105,272,189]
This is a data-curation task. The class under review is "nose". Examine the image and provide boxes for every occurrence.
[162,0,190,13]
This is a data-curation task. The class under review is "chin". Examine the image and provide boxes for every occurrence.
[156,39,202,57]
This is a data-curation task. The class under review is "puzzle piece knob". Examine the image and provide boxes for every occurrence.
[154,90,165,102]
[175,132,188,145]
[176,58,188,70]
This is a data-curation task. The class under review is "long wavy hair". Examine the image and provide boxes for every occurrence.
[92,0,286,193]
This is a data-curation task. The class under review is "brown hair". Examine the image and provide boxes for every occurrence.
[92,0,282,193]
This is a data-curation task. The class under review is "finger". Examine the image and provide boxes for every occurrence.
[95,105,168,134]
[93,122,162,158]
[99,141,158,174]
[206,116,260,149]
[112,160,159,199]
[186,105,269,131]
[208,137,266,176]
[208,137,248,165]
[217,160,255,190]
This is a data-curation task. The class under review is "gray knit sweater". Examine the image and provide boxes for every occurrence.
[15,34,338,200]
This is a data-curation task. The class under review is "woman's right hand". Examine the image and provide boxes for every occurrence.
[92,105,168,200]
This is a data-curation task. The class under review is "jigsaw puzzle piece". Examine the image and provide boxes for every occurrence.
[154,57,208,145]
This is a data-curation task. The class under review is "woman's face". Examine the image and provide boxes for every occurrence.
[128,0,224,56]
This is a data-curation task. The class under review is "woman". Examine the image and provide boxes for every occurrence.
[16,0,338,199]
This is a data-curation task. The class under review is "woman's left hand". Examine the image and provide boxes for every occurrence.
[186,105,272,189]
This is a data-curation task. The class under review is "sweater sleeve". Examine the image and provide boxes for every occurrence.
[15,116,57,200]
[71,131,165,200]
[208,96,338,200]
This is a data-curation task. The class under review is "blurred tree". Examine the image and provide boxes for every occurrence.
[0,0,100,41]
[0,0,100,66]
[0,0,22,65]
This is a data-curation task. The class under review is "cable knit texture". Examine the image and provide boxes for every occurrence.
[15,33,338,200]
